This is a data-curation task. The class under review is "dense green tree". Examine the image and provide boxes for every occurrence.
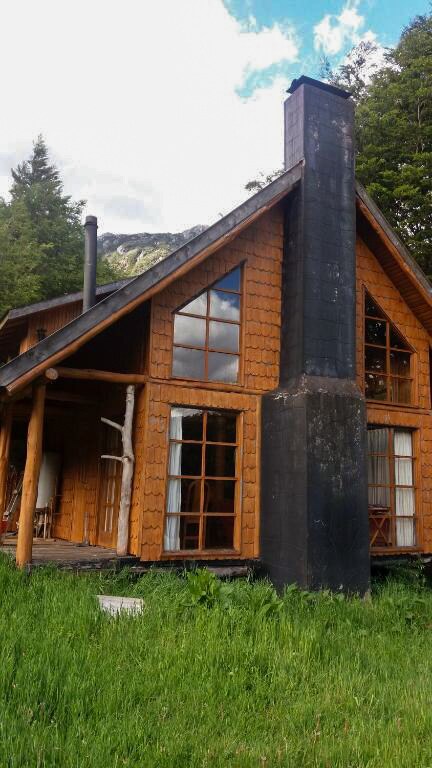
[0,136,120,314]
[354,15,432,275]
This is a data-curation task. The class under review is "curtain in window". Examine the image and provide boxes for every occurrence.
[367,428,390,507]
[164,409,182,551]
[394,430,415,547]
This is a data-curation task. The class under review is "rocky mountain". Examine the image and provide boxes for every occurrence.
[98,225,207,277]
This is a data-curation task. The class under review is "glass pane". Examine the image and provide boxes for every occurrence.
[206,411,237,444]
[169,442,202,476]
[394,430,413,457]
[365,345,386,373]
[204,516,234,549]
[367,427,389,454]
[214,268,241,292]
[166,478,202,513]
[205,445,236,478]
[390,377,411,404]
[208,352,239,383]
[209,321,239,353]
[395,458,413,486]
[368,485,390,508]
[170,408,203,441]
[365,319,386,346]
[365,294,385,318]
[390,350,410,377]
[365,373,387,400]
[172,347,205,380]
[173,315,206,347]
[209,290,240,321]
[180,293,207,316]
[367,455,389,486]
[390,327,409,350]
[164,515,201,551]
[205,479,235,514]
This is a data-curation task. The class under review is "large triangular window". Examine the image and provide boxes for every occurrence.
[364,291,413,404]
[172,267,241,383]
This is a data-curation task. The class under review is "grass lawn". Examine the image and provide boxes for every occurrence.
[1,556,432,767]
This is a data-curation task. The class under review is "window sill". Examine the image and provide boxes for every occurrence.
[371,546,422,556]
[161,549,241,559]
[366,399,419,410]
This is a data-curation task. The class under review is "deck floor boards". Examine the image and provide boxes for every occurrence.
[0,538,138,569]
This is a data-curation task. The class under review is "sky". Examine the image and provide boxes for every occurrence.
[0,0,430,235]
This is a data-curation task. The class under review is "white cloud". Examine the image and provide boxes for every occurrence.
[313,0,374,56]
[0,0,299,233]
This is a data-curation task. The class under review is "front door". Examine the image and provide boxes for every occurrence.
[96,425,122,548]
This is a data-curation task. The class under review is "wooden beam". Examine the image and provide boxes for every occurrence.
[54,367,147,385]
[16,383,46,568]
[0,404,13,516]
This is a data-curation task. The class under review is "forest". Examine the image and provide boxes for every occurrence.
[0,12,430,318]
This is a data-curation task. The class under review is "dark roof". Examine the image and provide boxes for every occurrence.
[0,162,303,393]
[0,278,132,325]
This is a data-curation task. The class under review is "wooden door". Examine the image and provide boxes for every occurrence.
[96,425,122,548]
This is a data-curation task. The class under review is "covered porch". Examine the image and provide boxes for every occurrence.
[0,301,150,568]
[0,537,137,570]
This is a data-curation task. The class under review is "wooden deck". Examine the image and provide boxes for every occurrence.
[0,537,138,570]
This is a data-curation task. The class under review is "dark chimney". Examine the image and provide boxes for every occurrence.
[83,215,98,313]
[260,77,370,594]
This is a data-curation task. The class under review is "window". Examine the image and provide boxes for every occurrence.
[364,292,413,404]
[367,426,417,550]
[164,407,239,553]
[172,267,241,383]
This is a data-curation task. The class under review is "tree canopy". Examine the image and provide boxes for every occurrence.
[0,136,119,316]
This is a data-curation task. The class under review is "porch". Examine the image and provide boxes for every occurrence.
[0,537,138,570]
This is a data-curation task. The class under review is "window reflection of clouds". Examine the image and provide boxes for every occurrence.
[172,347,205,379]
[209,321,239,352]
[209,290,240,321]
[208,352,239,383]
[180,293,207,316]
[174,315,206,346]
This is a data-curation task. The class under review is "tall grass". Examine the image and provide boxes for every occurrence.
[1,555,432,767]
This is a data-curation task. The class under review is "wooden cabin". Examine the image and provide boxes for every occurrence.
[0,76,431,591]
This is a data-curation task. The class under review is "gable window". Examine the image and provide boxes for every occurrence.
[164,407,238,553]
[364,292,413,404]
[172,267,241,383]
[367,426,417,550]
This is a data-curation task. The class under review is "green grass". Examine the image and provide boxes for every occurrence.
[1,557,432,767]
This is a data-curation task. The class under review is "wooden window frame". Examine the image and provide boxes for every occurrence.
[171,267,243,385]
[363,289,416,406]
[367,425,420,553]
[163,407,242,556]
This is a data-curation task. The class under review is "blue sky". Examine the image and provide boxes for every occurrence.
[227,0,431,94]
[1,0,430,233]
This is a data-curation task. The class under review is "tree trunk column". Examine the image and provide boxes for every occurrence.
[16,383,46,568]
[0,405,13,517]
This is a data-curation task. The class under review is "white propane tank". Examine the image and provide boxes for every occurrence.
[36,452,60,509]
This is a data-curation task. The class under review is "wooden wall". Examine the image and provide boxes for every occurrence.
[130,206,284,561]
[356,235,432,553]
[20,301,81,354]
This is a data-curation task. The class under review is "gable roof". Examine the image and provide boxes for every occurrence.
[356,182,432,335]
[0,161,303,395]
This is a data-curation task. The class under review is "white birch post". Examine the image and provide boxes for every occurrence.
[101,384,135,557]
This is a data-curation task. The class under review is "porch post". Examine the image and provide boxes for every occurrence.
[16,383,46,568]
[0,405,13,516]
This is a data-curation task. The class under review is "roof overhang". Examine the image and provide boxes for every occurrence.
[0,161,303,397]
[356,182,432,336]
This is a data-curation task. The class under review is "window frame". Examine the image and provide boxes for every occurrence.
[363,289,415,406]
[367,425,420,553]
[171,266,243,385]
[162,407,242,556]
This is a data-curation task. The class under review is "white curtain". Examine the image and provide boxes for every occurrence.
[164,409,183,551]
[367,428,390,507]
[394,430,415,547]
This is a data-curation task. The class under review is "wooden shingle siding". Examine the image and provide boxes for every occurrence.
[356,235,432,553]
[139,383,259,561]
[150,207,284,392]
[20,302,82,354]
